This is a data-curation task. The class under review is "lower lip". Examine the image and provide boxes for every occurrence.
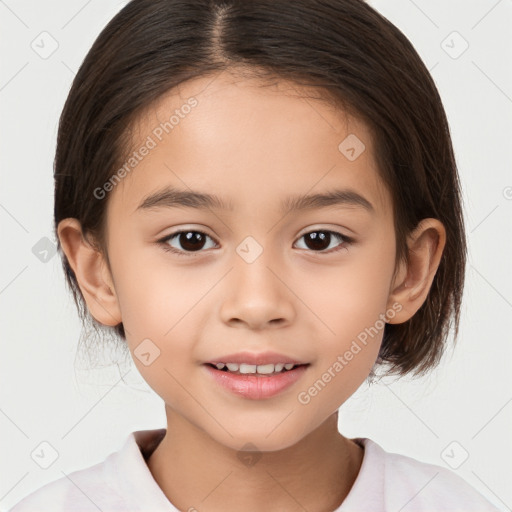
[204,364,309,400]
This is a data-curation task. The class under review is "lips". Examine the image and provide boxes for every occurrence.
[203,351,310,399]
[204,364,309,399]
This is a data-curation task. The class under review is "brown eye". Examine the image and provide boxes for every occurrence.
[162,230,217,254]
[178,232,206,251]
[295,230,348,253]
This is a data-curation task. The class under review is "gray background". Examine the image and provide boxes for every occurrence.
[1,0,511,510]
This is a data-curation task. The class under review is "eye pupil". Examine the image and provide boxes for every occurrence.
[305,231,330,251]
[180,231,206,251]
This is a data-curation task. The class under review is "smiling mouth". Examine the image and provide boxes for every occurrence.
[205,362,309,376]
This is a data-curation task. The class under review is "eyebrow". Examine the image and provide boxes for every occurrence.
[136,186,374,214]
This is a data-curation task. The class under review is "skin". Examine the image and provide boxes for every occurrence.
[58,70,446,512]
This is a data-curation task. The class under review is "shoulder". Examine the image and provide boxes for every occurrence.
[8,429,173,512]
[339,438,501,512]
[7,457,123,512]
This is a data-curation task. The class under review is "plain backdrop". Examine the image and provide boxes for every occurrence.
[1,0,511,510]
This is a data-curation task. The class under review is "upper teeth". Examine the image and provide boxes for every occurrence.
[214,362,296,374]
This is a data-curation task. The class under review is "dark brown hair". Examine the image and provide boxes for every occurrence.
[54,0,466,377]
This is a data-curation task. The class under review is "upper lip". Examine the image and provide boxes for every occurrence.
[206,351,309,366]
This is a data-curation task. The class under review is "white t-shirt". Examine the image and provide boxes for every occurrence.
[9,428,500,512]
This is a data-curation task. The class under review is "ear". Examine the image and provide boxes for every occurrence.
[386,218,446,324]
[57,218,122,327]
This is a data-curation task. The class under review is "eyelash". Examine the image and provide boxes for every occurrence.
[158,229,353,257]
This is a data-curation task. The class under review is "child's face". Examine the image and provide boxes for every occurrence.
[102,71,400,451]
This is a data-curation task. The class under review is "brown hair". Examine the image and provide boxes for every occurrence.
[54,0,466,377]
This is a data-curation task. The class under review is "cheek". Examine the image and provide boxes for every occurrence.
[292,236,395,407]
[109,238,203,335]
[295,235,395,341]
[109,242,221,390]
[110,249,200,398]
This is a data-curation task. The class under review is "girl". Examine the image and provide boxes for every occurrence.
[9,0,501,510]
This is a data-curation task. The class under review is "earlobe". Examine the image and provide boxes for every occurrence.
[386,218,446,324]
[57,218,122,327]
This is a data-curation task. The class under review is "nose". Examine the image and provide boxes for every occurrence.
[219,249,296,330]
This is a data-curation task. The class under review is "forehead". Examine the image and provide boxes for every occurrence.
[109,71,391,218]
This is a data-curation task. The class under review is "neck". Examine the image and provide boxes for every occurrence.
[147,408,364,512]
